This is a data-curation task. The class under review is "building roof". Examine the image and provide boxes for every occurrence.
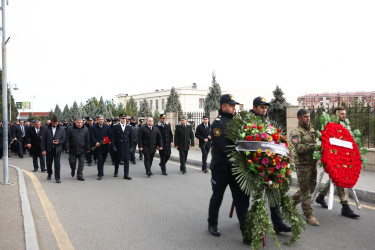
[19,112,50,116]
[299,91,375,98]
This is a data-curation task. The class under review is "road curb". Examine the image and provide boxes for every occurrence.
[10,165,40,250]
[156,153,375,204]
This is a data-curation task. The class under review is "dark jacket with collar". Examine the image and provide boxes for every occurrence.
[41,124,66,153]
[156,121,173,155]
[90,123,111,154]
[25,126,44,155]
[65,124,90,155]
[138,124,162,154]
[195,122,211,148]
[174,122,195,151]
[111,123,134,159]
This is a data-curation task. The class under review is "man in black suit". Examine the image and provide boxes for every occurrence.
[90,115,111,180]
[195,116,211,173]
[138,117,163,177]
[138,119,144,160]
[41,115,66,183]
[155,114,173,175]
[26,120,46,172]
[84,117,94,166]
[11,120,26,158]
[111,114,133,179]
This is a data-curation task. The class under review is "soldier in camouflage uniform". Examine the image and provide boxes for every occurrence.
[291,109,319,226]
[315,106,360,218]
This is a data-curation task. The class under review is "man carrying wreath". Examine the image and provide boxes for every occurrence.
[315,106,360,218]
[291,109,320,226]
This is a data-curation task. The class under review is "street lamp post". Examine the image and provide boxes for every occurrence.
[8,82,18,121]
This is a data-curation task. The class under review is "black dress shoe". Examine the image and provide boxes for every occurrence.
[342,204,360,218]
[182,170,187,174]
[97,176,102,180]
[315,194,328,209]
[204,169,209,173]
[162,172,168,176]
[114,173,118,177]
[87,163,91,166]
[77,177,85,181]
[133,161,136,165]
[124,176,132,180]
[32,169,38,172]
[140,156,143,160]
[41,169,46,172]
[56,180,61,183]
[273,222,291,234]
[47,175,51,180]
[71,170,75,177]
[208,225,221,237]
[147,172,152,177]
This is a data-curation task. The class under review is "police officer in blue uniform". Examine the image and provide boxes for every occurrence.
[207,94,251,245]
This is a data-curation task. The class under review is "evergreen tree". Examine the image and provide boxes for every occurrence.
[54,104,62,118]
[62,104,70,121]
[95,96,111,119]
[204,72,222,115]
[113,103,126,117]
[79,102,87,118]
[105,99,116,117]
[268,85,289,130]
[153,109,160,124]
[138,98,152,117]
[70,101,81,119]
[165,87,182,113]
[88,99,97,118]
[125,96,138,117]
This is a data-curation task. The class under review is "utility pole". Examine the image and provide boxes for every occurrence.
[1,0,10,184]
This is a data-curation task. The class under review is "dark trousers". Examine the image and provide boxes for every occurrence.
[21,137,26,154]
[85,151,92,164]
[46,149,61,180]
[178,150,189,171]
[208,168,250,227]
[69,153,85,179]
[143,152,155,173]
[159,149,170,172]
[139,147,143,159]
[32,151,46,170]
[16,141,23,157]
[130,142,137,163]
[200,146,210,171]
[97,152,107,177]
[115,157,130,177]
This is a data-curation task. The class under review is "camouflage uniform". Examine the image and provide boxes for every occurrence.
[290,121,317,217]
[319,181,349,205]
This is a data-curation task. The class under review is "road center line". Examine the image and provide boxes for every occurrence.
[23,170,74,250]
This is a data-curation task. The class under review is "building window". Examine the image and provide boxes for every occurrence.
[150,100,153,110]
[199,98,204,108]
[343,97,347,101]
[308,103,311,106]
[156,100,159,110]
[307,98,311,101]
[332,97,335,101]
[162,99,165,110]
[315,98,318,101]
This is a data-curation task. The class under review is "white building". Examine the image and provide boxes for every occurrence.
[116,83,273,113]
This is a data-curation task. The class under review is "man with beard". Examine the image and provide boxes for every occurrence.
[26,120,46,172]
[41,115,66,183]
[156,114,173,175]
[111,114,133,179]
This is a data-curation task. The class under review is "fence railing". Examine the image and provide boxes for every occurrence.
[176,111,206,130]
[307,104,375,148]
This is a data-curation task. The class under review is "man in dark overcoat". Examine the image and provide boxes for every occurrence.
[195,115,211,173]
[26,120,46,172]
[90,115,111,180]
[111,114,133,179]
[138,117,163,177]
[41,115,66,183]
[174,115,195,174]
[155,114,173,175]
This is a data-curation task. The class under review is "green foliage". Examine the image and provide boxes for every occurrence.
[54,104,62,118]
[165,87,182,113]
[27,112,39,122]
[70,101,81,119]
[125,96,138,117]
[268,85,289,130]
[138,98,152,117]
[153,109,160,124]
[95,96,111,119]
[204,72,222,115]
[62,104,70,121]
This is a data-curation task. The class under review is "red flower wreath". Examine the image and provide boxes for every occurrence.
[320,122,362,188]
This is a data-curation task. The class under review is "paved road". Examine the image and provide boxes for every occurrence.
[8,153,375,250]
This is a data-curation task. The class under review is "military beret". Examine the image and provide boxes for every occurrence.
[220,94,239,105]
[253,96,270,106]
[297,109,310,117]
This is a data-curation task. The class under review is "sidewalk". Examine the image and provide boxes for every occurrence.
[157,147,375,204]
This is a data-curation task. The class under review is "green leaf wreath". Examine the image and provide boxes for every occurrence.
[225,111,306,249]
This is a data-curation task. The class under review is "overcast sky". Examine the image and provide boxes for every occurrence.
[4,0,375,111]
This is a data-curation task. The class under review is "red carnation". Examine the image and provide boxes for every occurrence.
[253,157,259,163]
[277,129,282,133]
[246,135,252,141]
[265,178,269,182]
[258,165,263,171]
[258,126,263,130]
[245,125,249,129]
[279,180,283,184]
[255,137,261,141]
[256,152,261,157]
[277,174,282,179]
[268,167,274,174]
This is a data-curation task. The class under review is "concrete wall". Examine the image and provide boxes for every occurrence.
[365,149,375,172]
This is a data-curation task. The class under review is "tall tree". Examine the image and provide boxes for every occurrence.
[70,101,81,119]
[62,104,70,121]
[268,85,289,130]
[87,99,97,118]
[165,87,182,113]
[138,98,152,117]
[125,96,138,117]
[54,104,62,118]
[79,102,87,118]
[95,96,111,119]
[153,109,160,124]
[204,72,222,115]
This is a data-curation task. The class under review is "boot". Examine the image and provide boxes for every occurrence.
[315,194,328,209]
[341,204,360,218]
[270,206,291,234]
[306,215,320,226]
[240,225,252,245]
[114,165,119,177]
